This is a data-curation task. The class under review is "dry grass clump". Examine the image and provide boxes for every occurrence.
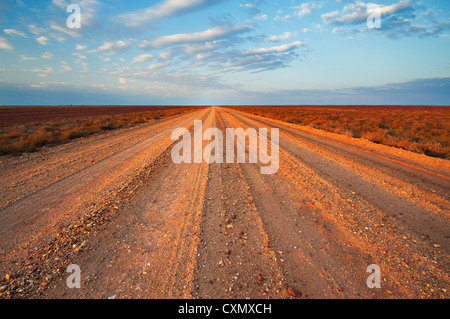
[0,107,201,155]
[227,106,450,159]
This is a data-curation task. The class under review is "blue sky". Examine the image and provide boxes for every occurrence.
[0,0,449,105]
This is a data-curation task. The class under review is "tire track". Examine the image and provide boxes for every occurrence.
[224,108,450,199]
[218,107,449,298]
[0,109,207,210]
[1,106,448,299]
[194,108,288,299]
[40,108,213,299]
[0,108,211,298]
[222,108,450,252]
[218,108,375,298]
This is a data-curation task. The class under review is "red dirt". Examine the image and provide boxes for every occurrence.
[2,105,448,128]
[0,105,198,127]
[0,107,448,299]
[229,105,449,111]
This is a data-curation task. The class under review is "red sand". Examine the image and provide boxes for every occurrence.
[1,105,448,128]
[234,105,449,111]
[0,105,194,127]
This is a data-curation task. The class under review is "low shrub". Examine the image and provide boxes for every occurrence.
[227,106,450,159]
[0,107,202,155]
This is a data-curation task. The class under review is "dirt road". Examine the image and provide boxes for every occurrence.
[0,106,448,299]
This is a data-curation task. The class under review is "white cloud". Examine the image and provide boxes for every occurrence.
[41,51,54,59]
[265,32,295,42]
[131,54,154,64]
[30,81,68,88]
[255,13,268,20]
[312,23,325,32]
[195,52,213,61]
[293,2,320,18]
[4,29,26,37]
[160,50,173,60]
[320,0,446,38]
[90,40,130,55]
[73,52,87,59]
[60,63,74,73]
[184,42,221,54]
[49,22,82,40]
[52,0,68,9]
[91,83,107,90]
[0,37,13,50]
[28,24,46,36]
[36,36,49,45]
[140,24,251,49]
[147,63,167,71]
[19,55,36,61]
[33,66,54,77]
[120,0,222,28]
[16,0,26,7]
[242,41,304,55]
[322,0,413,25]
[321,10,340,23]
[274,12,291,22]
[239,4,254,9]
[75,44,87,50]
[30,67,54,73]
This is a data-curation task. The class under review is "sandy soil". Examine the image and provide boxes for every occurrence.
[0,105,196,127]
[0,106,448,299]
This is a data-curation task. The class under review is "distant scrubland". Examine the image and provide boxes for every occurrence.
[227,105,450,159]
[0,106,202,155]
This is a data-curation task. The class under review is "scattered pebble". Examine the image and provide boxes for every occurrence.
[287,287,302,298]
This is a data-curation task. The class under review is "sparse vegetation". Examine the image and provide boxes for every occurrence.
[0,107,203,155]
[226,105,450,159]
